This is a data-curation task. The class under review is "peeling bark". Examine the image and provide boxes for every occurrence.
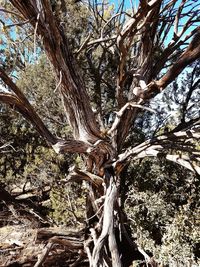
[0,1,200,266]
[10,0,101,144]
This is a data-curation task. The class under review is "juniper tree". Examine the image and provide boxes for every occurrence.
[0,0,200,266]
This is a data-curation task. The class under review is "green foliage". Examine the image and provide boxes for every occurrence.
[51,0,90,50]
[0,1,34,73]
[0,109,66,188]
[125,158,200,264]
[50,182,86,226]
[16,55,68,134]
[0,53,85,226]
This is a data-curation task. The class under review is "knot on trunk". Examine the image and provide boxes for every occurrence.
[86,140,116,176]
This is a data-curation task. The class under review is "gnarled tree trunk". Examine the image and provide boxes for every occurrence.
[1,0,200,266]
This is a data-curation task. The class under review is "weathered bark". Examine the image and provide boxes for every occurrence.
[1,1,200,266]
[115,6,200,151]
[155,28,200,90]
[0,69,95,155]
[91,177,121,267]
[3,3,121,266]
[10,0,101,144]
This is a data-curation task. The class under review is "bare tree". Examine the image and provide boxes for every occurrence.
[0,0,200,266]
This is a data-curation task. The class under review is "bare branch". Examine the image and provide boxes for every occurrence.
[3,19,30,28]
[34,236,83,267]
[87,35,117,47]
[100,13,121,39]
[156,28,200,90]
[116,0,162,107]
[0,142,17,151]
[108,101,156,135]
[63,166,104,188]
[174,0,187,36]
[116,129,200,168]
[34,242,53,267]
[33,12,40,59]
[54,70,62,92]
[166,154,200,174]
[76,33,91,55]
[0,7,24,20]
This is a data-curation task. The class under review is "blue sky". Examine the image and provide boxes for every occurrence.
[109,0,132,9]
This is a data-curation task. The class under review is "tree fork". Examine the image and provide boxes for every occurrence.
[1,1,155,266]
[1,1,199,266]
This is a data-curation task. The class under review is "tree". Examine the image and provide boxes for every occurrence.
[0,0,200,266]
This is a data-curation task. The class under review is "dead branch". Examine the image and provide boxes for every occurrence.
[63,166,104,188]
[3,19,30,28]
[108,101,156,135]
[33,12,40,59]
[92,177,121,267]
[155,27,200,91]
[0,142,17,151]
[115,128,200,175]
[34,242,53,267]
[0,7,25,20]
[54,70,62,92]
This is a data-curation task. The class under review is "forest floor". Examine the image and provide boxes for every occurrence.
[0,225,85,267]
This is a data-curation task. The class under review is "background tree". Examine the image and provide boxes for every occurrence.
[0,0,200,266]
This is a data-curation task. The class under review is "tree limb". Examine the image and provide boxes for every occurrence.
[10,0,101,143]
